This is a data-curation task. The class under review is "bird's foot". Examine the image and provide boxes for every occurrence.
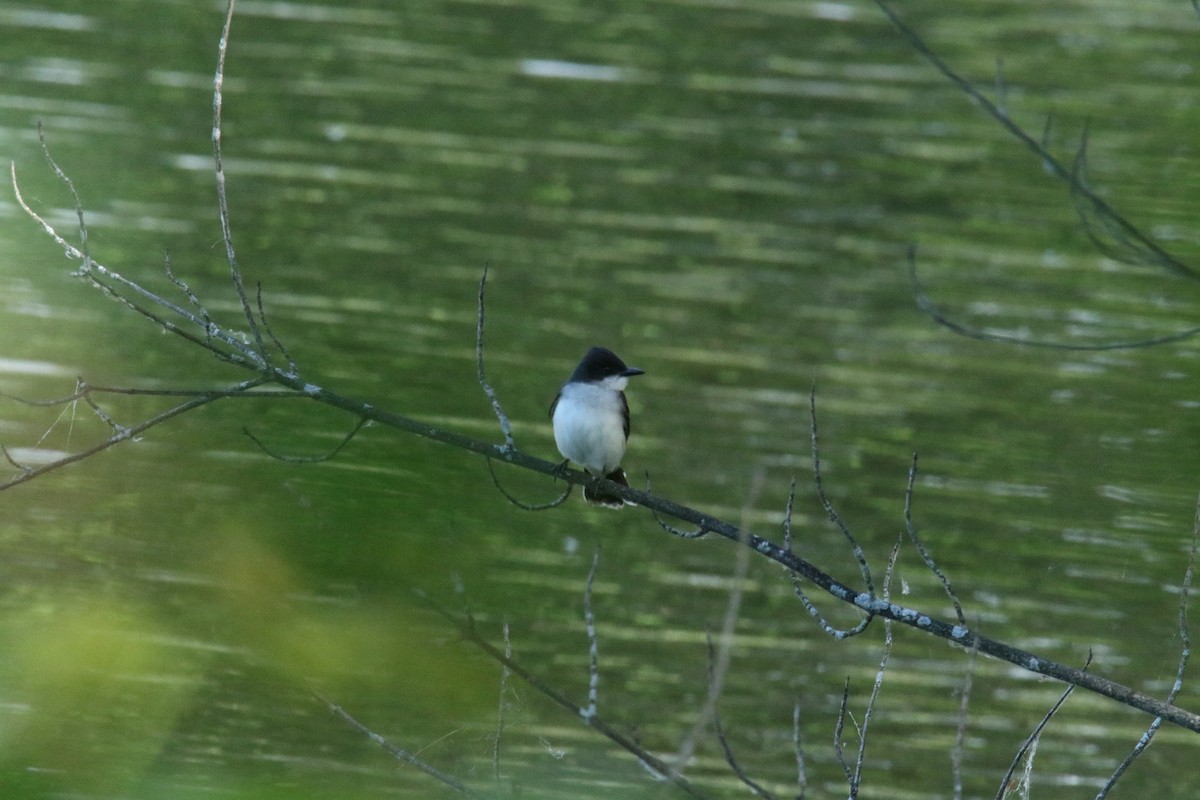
[552,458,571,480]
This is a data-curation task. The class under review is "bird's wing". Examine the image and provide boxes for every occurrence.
[620,391,630,440]
[548,390,562,420]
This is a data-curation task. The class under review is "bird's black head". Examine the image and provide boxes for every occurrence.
[570,347,645,383]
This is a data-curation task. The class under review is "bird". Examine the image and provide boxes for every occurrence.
[549,347,645,508]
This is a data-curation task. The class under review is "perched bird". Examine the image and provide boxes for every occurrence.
[549,347,645,508]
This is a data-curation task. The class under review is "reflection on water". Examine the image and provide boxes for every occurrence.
[3,0,1200,798]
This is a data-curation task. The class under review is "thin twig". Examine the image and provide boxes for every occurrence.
[848,535,901,799]
[1,445,32,474]
[793,391,873,639]
[707,633,775,799]
[675,467,764,772]
[11,160,265,368]
[646,470,710,538]
[476,264,515,451]
[212,0,269,361]
[492,621,512,784]
[782,474,798,553]
[907,246,1200,351]
[810,389,874,598]
[652,514,710,538]
[583,546,601,721]
[833,678,853,785]
[903,452,965,625]
[996,651,1092,800]
[792,699,807,799]
[243,416,367,463]
[1095,491,1200,798]
[1,377,270,491]
[951,637,978,800]
[256,282,298,375]
[163,252,205,314]
[80,380,128,437]
[486,458,571,509]
[418,593,709,798]
[791,576,873,640]
[314,691,483,798]
[35,122,92,276]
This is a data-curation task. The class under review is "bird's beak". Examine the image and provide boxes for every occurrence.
[622,367,645,377]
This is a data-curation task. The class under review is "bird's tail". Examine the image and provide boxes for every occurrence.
[585,467,636,509]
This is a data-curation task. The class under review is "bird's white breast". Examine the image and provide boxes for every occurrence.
[552,381,628,475]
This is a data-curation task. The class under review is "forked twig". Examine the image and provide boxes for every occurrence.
[417,592,709,798]
[847,535,901,798]
[873,0,1195,279]
[996,651,1092,799]
[792,391,873,639]
[1,377,271,491]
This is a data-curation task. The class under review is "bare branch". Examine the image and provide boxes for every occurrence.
[12,70,1200,738]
